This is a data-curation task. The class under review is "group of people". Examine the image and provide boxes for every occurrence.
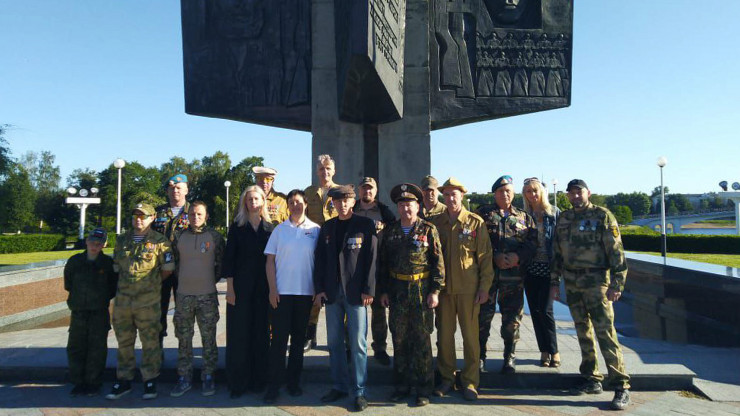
[63,153,632,411]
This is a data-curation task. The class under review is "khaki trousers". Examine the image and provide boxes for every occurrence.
[436,292,480,389]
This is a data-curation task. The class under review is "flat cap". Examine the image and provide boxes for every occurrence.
[252,166,278,176]
[491,175,514,193]
[328,184,356,199]
[420,175,439,191]
[132,202,156,216]
[359,177,377,189]
[391,183,423,204]
[167,173,188,185]
[566,179,589,191]
[438,177,468,194]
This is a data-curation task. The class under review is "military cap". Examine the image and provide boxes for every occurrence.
[491,175,514,193]
[566,179,589,191]
[420,175,439,191]
[438,177,468,194]
[132,202,156,216]
[252,166,278,176]
[359,177,377,189]
[167,173,188,186]
[390,183,423,204]
[328,184,356,199]
[87,227,108,243]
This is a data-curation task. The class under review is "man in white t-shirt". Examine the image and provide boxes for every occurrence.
[262,189,320,404]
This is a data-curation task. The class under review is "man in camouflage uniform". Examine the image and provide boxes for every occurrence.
[379,183,445,407]
[476,175,537,374]
[550,179,631,411]
[430,178,493,401]
[253,166,289,225]
[107,202,175,400]
[64,227,118,397]
[170,201,225,398]
[152,173,190,347]
[420,175,446,220]
[304,154,339,351]
[353,176,396,366]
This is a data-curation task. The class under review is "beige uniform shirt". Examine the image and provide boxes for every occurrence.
[305,184,338,225]
[266,190,289,225]
[431,208,494,295]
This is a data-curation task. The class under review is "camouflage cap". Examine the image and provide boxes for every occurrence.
[438,177,468,194]
[566,179,589,191]
[132,202,156,216]
[359,177,377,189]
[491,175,514,193]
[87,227,108,243]
[390,183,423,204]
[420,175,439,191]
[328,184,356,199]
[167,174,188,186]
[252,166,278,176]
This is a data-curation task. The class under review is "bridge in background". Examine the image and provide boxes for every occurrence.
[631,209,736,234]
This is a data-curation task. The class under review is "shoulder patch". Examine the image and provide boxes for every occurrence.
[611,225,620,238]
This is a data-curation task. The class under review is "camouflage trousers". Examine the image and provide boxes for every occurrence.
[67,309,110,386]
[479,277,524,360]
[370,301,388,352]
[112,301,162,381]
[565,283,630,390]
[388,279,434,396]
[174,292,220,381]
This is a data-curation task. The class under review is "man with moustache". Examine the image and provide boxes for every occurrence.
[253,166,289,225]
[420,175,446,220]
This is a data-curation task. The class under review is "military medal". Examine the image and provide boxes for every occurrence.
[201,241,207,253]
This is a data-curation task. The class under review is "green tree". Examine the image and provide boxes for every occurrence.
[589,193,607,207]
[556,192,572,210]
[220,156,263,226]
[0,164,37,232]
[0,124,12,179]
[612,205,633,225]
[667,194,693,213]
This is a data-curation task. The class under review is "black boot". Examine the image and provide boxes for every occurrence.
[304,324,317,352]
[501,343,516,374]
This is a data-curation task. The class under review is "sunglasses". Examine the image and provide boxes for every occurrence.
[259,176,275,183]
[524,177,540,185]
[132,213,150,220]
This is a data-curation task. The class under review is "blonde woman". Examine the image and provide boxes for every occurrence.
[522,178,561,368]
[222,185,274,398]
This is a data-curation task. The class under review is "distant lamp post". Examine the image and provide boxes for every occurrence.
[113,158,126,234]
[224,180,232,230]
[657,156,668,257]
[551,179,558,206]
[66,187,101,243]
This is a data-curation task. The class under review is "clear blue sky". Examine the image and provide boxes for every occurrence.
[1,1,739,196]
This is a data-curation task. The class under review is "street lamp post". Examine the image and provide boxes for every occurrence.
[551,179,558,206]
[657,156,668,257]
[113,158,126,234]
[66,187,101,245]
[224,180,231,231]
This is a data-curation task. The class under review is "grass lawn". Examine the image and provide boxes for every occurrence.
[632,251,740,268]
[0,248,114,266]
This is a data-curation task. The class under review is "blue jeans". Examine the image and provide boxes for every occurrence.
[325,289,368,397]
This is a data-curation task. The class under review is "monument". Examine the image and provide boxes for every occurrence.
[180,0,573,200]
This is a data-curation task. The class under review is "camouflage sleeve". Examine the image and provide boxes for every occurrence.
[550,225,563,286]
[112,235,124,273]
[427,224,445,294]
[212,229,226,282]
[603,210,628,292]
[516,212,538,266]
[159,240,176,272]
[475,221,494,293]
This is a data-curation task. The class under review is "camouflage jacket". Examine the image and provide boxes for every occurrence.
[421,201,446,220]
[152,202,190,242]
[113,228,175,307]
[379,218,445,296]
[550,203,628,292]
[266,190,289,225]
[475,203,537,281]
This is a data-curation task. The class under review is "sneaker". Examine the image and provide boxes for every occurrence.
[170,376,191,397]
[70,384,86,397]
[355,395,368,411]
[374,350,391,366]
[570,380,603,395]
[202,375,216,397]
[105,380,132,400]
[611,389,631,410]
[142,379,158,400]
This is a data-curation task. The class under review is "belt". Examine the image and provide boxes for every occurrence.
[564,267,607,275]
[391,271,429,281]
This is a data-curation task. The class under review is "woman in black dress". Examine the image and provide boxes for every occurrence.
[222,185,274,398]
